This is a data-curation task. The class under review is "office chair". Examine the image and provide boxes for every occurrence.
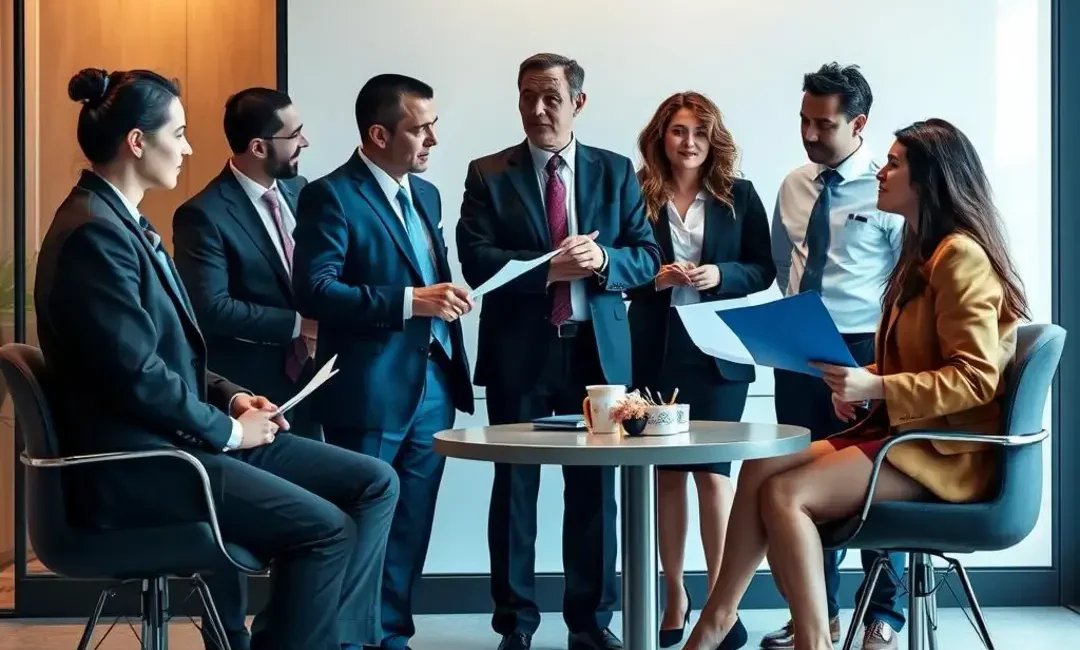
[819,323,1065,650]
[0,343,267,650]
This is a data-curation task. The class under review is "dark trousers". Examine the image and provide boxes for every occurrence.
[773,331,906,631]
[485,325,619,636]
[198,434,399,650]
[324,359,455,650]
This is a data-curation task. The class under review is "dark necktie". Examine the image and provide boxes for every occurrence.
[545,155,572,326]
[799,169,842,294]
[259,188,310,381]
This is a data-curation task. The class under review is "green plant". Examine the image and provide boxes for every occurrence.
[0,251,37,313]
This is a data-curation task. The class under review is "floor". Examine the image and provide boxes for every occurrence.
[0,607,1075,649]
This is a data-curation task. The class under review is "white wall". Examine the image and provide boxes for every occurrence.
[289,0,1053,573]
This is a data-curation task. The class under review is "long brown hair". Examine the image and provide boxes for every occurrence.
[637,92,738,222]
[883,118,1029,319]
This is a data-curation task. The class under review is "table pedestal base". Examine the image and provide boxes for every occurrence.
[620,464,657,650]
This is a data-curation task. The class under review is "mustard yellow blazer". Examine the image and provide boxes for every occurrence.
[854,233,1020,503]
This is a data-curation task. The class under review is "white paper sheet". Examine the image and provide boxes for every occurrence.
[675,300,755,365]
[269,354,339,418]
[468,250,560,299]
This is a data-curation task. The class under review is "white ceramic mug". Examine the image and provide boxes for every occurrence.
[581,384,626,434]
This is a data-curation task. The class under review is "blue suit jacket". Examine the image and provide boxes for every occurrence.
[456,140,662,391]
[292,152,474,431]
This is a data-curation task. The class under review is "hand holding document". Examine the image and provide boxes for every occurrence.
[468,250,559,299]
[269,354,339,418]
[676,292,858,376]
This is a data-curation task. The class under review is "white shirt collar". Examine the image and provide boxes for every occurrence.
[817,138,874,183]
[527,134,577,174]
[358,147,412,207]
[93,172,142,224]
[228,159,279,205]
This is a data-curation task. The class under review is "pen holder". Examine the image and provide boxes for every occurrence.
[643,404,690,436]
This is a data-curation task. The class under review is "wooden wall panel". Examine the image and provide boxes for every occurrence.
[184,0,278,209]
[34,0,276,251]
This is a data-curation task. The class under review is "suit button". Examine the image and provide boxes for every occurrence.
[418,346,427,355]
[191,359,199,368]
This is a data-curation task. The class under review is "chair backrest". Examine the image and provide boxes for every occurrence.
[0,343,77,571]
[990,323,1066,545]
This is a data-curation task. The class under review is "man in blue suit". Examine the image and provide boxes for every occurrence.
[457,53,662,650]
[292,74,475,650]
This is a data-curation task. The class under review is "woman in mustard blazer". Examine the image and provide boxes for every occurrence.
[681,118,1030,650]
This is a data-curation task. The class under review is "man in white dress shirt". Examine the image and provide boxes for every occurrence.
[765,63,906,650]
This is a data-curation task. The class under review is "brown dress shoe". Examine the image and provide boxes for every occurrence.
[759,617,840,648]
[861,620,899,650]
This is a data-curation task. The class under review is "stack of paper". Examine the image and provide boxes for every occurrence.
[676,292,858,376]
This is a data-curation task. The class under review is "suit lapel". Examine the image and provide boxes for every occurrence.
[652,210,675,264]
[217,166,292,290]
[77,171,204,342]
[575,143,604,236]
[506,142,551,248]
[701,196,734,264]
[348,153,422,278]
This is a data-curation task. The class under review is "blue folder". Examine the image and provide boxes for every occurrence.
[715,292,858,377]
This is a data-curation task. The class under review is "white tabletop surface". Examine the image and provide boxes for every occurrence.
[433,421,811,466]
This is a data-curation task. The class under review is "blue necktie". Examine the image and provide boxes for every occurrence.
[396,186,452,358]
[139,215,192,318]
[799,169,842,294]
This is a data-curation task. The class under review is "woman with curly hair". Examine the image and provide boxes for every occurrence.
[627,91,775,647]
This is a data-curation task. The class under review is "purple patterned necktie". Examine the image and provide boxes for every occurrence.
[545,155,572,326]
[261,188,309,382]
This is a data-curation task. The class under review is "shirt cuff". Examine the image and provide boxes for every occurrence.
[293,313,302,338]
[403,287,414,321]
[224,417,243,451]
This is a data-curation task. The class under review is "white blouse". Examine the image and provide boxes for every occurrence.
[665,191,708,307]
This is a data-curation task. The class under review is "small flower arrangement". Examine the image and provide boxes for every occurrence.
[609,391,649,436]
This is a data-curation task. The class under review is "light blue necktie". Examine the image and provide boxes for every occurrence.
[396,186,452,358]
[799,169,843,294]
[139,215,193,319]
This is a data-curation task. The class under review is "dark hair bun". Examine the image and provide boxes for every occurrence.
[68,68,110,105]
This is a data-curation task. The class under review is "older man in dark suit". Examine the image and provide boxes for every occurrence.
[456,53,662,650]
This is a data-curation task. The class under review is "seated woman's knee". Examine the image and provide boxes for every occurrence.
[760,470,803,521]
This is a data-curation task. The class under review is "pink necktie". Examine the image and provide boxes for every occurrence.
[261,188,309,381]
[545,155,572,326]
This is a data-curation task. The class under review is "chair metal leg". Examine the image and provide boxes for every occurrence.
[925,559,939,650]
[141,577,170,650]
[192,574,233,650]
[841,555,887,650]
[950,559,996,650]
[76,587,112,650]
[908,553,930,650]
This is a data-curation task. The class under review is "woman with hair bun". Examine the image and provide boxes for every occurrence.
[35,67,399,650]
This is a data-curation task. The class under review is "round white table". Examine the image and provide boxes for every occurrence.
[433,421,810,650]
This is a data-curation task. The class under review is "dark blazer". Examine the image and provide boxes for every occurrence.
[456,140,662,391]
[626,179,776,386]
[292,151,475,431]
[34,171,246,517]
[172,166,311,411]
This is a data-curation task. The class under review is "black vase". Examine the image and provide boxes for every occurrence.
[623,417,647,436]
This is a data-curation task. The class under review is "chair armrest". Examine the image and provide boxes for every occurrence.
[835,428,1047,546]
[20,448,253,573]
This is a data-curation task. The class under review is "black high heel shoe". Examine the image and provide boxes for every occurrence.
[659,585,692,648]
[714,615,748,650]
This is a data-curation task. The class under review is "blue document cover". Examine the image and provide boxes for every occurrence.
[715,292,858,376]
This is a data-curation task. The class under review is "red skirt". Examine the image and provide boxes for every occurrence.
[826,428,889,461]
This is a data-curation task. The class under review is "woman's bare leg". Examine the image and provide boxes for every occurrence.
[682,441,837,650]
[760,447,929,650]
[657,470,691,630]
[694,471,734,594]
